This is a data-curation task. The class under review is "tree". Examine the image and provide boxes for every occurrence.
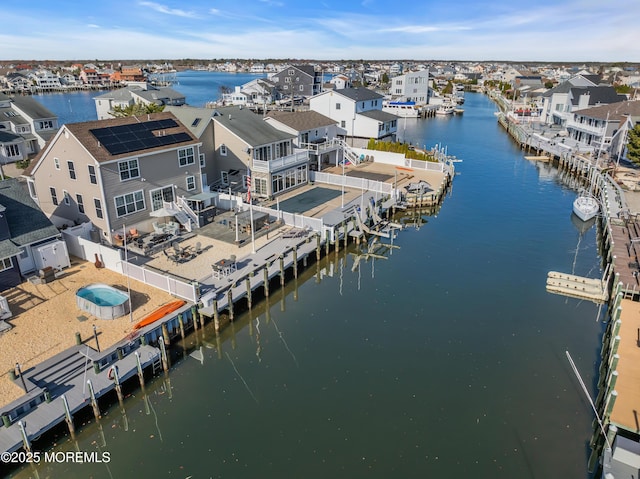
[109,101,165,118]
[627,124,640,165]
[442,81,454,95]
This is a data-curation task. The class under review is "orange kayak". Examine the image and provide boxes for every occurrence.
[133,299,186,330]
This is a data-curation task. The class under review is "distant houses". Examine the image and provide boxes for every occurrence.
[0,93,59,164]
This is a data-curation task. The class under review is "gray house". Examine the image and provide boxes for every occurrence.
[210,106,309,199]
[94,83,186,120]
[0,93,59,163]
[26,112,203,244]
[0,178,66,290]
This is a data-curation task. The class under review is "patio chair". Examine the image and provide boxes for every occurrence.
[194,241,202,254]
[152,222,165,235]
[163,249,180,264]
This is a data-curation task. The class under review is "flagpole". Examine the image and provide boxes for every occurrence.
[123,224,133,323]
[247,167,256,254]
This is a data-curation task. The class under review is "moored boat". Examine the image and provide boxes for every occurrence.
[382,100,420,118]
[435,103,455,115]
[572,194,599,222]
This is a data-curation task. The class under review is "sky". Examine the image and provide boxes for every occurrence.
[2,0,639,62]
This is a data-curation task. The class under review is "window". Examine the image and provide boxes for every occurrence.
[288,69,295,75]
[50,187,58,206]
[67,160,76,179]
[254,145,271,162]
[254,178,267,196]
[284,77,291,83]
[220,144,227,156]
[5,144,19,157]
[199,153,205,167]
[114,190,145,217]
[88,165,97,184]
[118,159,139,181]
[54,157,60,169]
[186,176,196,191]
[76,194,84,213]
[178,147,195,167]
[37,120,54,130]
[221,171,229,185]
[0,257,12,272]
[150,186,174,211]
[335,103,341,110]
[299,85,304,91]
[94,198,103,219]
[63,190,70,205]
[341,120,346,128]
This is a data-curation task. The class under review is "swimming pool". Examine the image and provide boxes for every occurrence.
[76,283,130,320]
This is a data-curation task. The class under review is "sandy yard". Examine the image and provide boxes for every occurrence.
[0,257,178,406]
[0,232,278,407]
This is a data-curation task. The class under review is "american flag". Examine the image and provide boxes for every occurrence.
[246,167,251,203]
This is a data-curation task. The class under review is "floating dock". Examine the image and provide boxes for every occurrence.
[546,271,608,303]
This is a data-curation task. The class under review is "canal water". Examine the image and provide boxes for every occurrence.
[11,84,604,478]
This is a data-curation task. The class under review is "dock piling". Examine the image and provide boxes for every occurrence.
[61,394,75,440]
[87,379,101,420]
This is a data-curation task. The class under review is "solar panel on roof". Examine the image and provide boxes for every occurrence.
[89,118,191,156]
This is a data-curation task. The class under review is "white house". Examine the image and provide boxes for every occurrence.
[309,88,398,147]
[389,69,431,104]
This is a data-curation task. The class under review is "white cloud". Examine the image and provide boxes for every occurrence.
[138,1,198,18]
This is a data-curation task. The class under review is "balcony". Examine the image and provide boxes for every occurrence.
[252,150,309,173]
[300,138,342,154]
[566,118,606,136]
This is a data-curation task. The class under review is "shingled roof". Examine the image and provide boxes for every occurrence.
[265,110,338,131]
[63,111,199,163]
[0,178,59,248]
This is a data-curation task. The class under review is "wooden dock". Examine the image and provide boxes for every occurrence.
[0,343,160,453]
[546,271,608,303]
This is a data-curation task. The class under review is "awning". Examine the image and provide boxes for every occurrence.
[188,191,218,202]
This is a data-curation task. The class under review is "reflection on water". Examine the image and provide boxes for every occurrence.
[10,93,605,479]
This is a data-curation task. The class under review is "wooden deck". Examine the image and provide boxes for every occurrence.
[609,298,640,432]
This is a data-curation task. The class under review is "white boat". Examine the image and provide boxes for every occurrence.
[382,101,420,118]
[572,194,599,222]
[435,103,455,115]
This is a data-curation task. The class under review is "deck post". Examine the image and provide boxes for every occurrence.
[213,300,220,332]
[604,390,618,418]
[112,366,124,405]
[18,420,31,453]
[178,313,185,339]
[227,289,234,321]
[158,337,169,372]
[279,254,285,286]
[135,351,145,389]
[316,234,321,261]
[87,379,101,420]
[293,248,298,279]
[161,323,170,346]
[61,394,75,440]
[263,267,270,297]
[246,275,252,308]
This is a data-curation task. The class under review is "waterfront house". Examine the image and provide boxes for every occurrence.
[209,106,308,200]
[0,178,67,290]
[539,74,626,127]
[27,70,62,91]
[0,93,59,161]
[94,83,186,120]
[25,112,203,244]
[269,64,323,102]
[389,69,431,105]
[222,78,279,108]
[163,105,218,195]
[309,88,398,147]
[566,100,640,158]
[264,110,345,170]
